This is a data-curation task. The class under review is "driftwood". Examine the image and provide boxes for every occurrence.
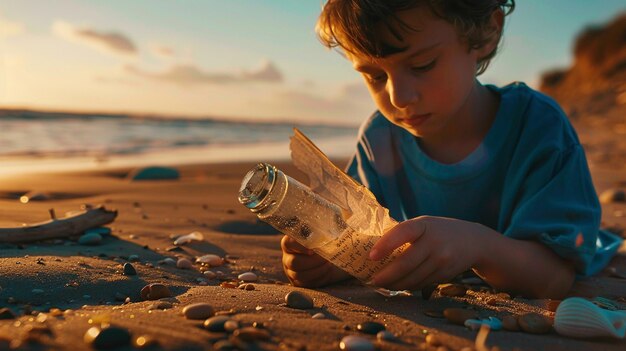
[0,205,117,243]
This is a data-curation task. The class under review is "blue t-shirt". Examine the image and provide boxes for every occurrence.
[346,82,622,276]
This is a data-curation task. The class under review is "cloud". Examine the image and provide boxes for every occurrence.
[52,20,137,57]
[124,60,284,85]
[151,44,175,59]
[0,18,24,39]
[242,60,282,82]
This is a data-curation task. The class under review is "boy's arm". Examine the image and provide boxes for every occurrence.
[471,223,576,298]
[369,216,575,299]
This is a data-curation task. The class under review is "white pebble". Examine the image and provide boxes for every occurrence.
[339,335,375,351]
[196,254,223,267]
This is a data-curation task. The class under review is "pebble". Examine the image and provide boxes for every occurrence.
[425,334,441,347]
[176,258,193,269]
[357,321,385,335]
[203,271,217,279]
[518,313,552,334]
[502,315,520,331]
[312,313,326,319]
[233,326,271,341]
[339,335,375,351]
[114,292,127,302]
[78,233,103,246]
[196,254,224,267]
[220,282,237,289]
[203,315,231,332]
[438,284,467,297]
[140,283,171,300]
[376,330,398,342]
[239,283,255,291]
[149,301,173,310]
[133,335,158,349]
[84,325,131,349]
[182,303,215,320]
[443,308,478,326]
[285,291,314,309]
[238,272,258,282]
[123,263,137,276]
[599,188,626,204]
[160,258,176,265]
[128,254,140,262]
[223,320,239,333]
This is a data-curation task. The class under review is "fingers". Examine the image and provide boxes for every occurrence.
[284,261,335,287]
[282,250,326,271]
[371,243,429,287]
[281,235,314,255]
[370,218,427,261]
[383,259,439,291]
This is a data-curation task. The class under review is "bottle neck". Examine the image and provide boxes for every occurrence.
[238,162,279,213]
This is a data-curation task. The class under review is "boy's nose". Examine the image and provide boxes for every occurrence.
[388,76,419,109]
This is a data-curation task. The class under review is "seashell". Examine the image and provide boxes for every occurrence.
[173,231,203,246]
[554,297,626,339]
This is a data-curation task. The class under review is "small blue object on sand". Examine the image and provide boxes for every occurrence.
[127,166,180,181]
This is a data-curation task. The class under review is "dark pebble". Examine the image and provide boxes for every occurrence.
[123,263,137,276]
[84,326,131,349]
[285,291,314,309]
[357,321,386,335]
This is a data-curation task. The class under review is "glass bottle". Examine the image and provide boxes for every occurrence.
[238,162,403,283]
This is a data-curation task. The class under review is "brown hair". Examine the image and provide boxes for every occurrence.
[316,0,515,75]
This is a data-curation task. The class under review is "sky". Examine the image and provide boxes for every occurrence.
[0,0,624,126]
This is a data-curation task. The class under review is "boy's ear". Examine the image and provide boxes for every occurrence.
[474,8,505,59]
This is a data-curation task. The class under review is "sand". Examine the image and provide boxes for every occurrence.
[0,157,624,351]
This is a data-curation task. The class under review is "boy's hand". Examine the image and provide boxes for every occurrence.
[281,235,351,287]
[369,216,484,291]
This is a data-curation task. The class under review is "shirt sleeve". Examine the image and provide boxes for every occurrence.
[502,144,622,276]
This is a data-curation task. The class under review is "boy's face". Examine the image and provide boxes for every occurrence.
[349,6,484,139]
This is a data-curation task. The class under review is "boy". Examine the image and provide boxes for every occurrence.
[281,0,623,298]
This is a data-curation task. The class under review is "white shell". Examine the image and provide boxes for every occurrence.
[554,297,626,339]
[173,231,204,245]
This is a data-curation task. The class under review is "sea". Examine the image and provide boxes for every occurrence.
[0,109,359,176]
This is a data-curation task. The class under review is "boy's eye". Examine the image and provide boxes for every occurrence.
[364,73,387,84]
[412,59,437,72]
